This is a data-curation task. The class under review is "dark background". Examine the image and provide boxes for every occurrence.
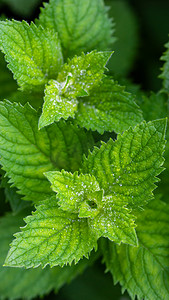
[0,0,169,299]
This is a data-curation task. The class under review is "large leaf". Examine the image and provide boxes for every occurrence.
[37,0,115,58]
[0,101,94,202]
[4,197,98,268]
[101,199,169,300]
[75,78,143,134]
[82,119,167,208]
[0,212,98,299]
[0,20,63,91]
[39,51,111,128]
[45,170,137,246]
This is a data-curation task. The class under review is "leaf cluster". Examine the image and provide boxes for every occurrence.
[0,0,168,299]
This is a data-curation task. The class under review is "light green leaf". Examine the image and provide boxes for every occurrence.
[0,101,94,202]
[82,119,167,208]
[4,197,98,268]
[45,170,137,246]
[37,0,115,58]
[101,199,169,300]
[0,20,63,91]
[57,51,111,97]
[160,41,169,93]
[38,80,78,128]
[0,213,98,299]
[75,78,143,134]
[39,51,112,128]
[45,170,102,214]
[88,194,137,246]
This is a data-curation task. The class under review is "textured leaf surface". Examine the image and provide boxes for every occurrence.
[160,41,169,92]
[45,170,101,214]
[5,197,98,268]
[87,194,137,246]
[0,213,97,300]
[45,170,137,246]
[0,20,63,91]
[75,78,143,134]
[0,101,94,202]
[57,51,111,97]
[82,119,167,208]
[38,79,78,128]
[134,92,169,202]
[101,199,169,300]
[39,51,111,128]
[38,0,115,58]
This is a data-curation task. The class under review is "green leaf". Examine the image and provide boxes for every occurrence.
[37,0,115,58]
[82,119,167,208]
[87,195,137,246]
[57,51,111,97]
[160,41,169,93]
[0,20,63,91]
[38,79,78,128]
[39,51,112,128]
[0,101,94,202]
[45,170,102,214]
[101,199,169,300]
[0,212,98,299]
[75,78,143,134]
[45,170,137,246]
[4,197,98,268]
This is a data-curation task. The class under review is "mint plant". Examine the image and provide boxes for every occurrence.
[0,0,168,299]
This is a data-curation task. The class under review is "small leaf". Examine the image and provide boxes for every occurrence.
[57,51,112,97]
[39,51,112,128]
[82,119,167,208]
[37,0,115,58]
[45,170,137,246]
[38,80,78,128]
[75,78,143,134]
[88,194,137,246]
[0,101,94,202]
[45,170,102,214]
[160,41,169,93]
[4,197,98,268]
[0,20,63,91]
[101,199,169,300]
